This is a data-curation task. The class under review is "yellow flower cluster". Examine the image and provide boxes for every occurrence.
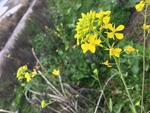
[135,1,150,31]
[75,10,126,55]
[75,9,136,68]
[17,65,37,83]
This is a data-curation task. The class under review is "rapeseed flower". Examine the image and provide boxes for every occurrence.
[41,100,46,108]
[102,16,110,29]
[107,44,122,58]
[25,72,31,82]
[106,24,124,40]
[16,65,37,83]
[96,10,111,21]
[102,60,112,67]
[31,70,37,77]
[75,10,96,45]
[81,34,103,53]
[52,69,60,76]
[17,65,27,80]
[135,1,145,11]
[124,45,135,54]
[142,24,150,30]
[93,69,98,75]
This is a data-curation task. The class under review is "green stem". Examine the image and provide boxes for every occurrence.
[114,57,137,113]
[141,4,148,113]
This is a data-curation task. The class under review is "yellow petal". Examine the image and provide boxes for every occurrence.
[116,25,124,31]
[81,43,89,53]
[107,24,113,31]
[109,48,113,58]
[25,72,31,82]
[103,10,111,15]
[113,48,122,57]
[89,44,96,53]
[103,16,110,25]
[135,1,145,12]
[115,33,124,40]
[107,32,114,39]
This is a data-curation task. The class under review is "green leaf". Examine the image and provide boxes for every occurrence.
[76,3,82,10]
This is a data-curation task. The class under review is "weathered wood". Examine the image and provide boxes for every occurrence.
[0,0,37,76]
[0,0,39,97]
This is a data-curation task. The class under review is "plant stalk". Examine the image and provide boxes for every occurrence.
[114,57,137,113]
[141,4,148,113]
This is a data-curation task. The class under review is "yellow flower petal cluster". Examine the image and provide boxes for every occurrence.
[109,47,122,58]
[52,69,60,76]
[81,34,103,53]
[25,72,31,82]
[102,60,112,67]
[124,45,135,54]
[135,1,145,11]
[75,10,112,53]
[41,100,46,108]
[142,24,150,30]
[96,10,111,26]
[75,10,96,45]
[107,44,122,58]
[74,10,128,57]
[16,65,37,83]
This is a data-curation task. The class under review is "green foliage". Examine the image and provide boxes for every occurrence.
[110,4,131,26]
[4,0,150,112]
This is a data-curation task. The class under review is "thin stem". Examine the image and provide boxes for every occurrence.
[94,73,118,113]
[96,71,109,111]
[114,57,137,113]
[141,4,148,113]
[0,109,15,113]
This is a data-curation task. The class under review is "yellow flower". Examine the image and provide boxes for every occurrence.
[52,69,60,76]
[124,45,135,54]
[107,44,122,58]
[102,60,112,67]
[135,1,145,12]
[31,70,37,77]
[75,10,96,45]
[41,100,46,108]
[17,65,28,80]
[135,100,140,106]
[25,72,31,82]
[96,10,111,20]
[106,24,124,40]
[93,69,98,75]
[102,16,110,29]
[96,10,111,27]
[142,24,150,30]
[81,34,103,53]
